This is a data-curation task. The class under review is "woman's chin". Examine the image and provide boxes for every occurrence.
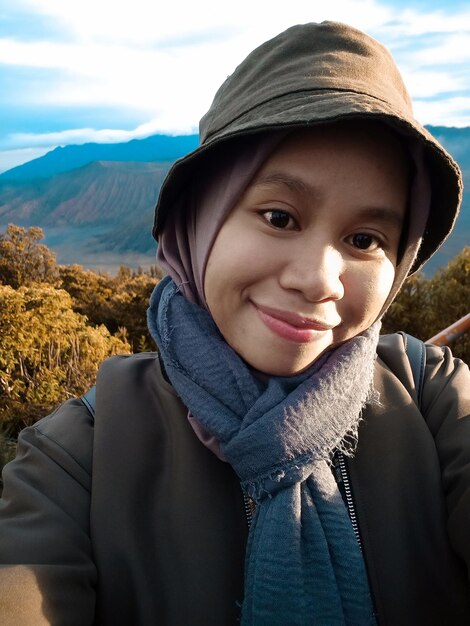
[242,346,331,377]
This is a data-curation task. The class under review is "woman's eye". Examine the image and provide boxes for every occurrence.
[349,233,382,251]
[262,210,295,229]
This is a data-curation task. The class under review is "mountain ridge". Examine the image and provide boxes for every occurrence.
[0,134,198,181]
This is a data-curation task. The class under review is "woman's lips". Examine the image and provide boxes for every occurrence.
[254,303,337,344]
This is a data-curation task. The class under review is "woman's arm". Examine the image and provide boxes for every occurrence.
[0,399,97,625]
[422,345,470,575]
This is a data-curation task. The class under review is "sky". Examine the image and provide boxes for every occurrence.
[1,0,470,173]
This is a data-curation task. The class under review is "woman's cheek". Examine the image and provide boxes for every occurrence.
[354,261,396,323]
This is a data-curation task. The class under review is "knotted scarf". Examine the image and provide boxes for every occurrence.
[148,276,379,625]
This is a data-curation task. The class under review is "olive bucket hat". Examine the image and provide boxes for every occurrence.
[153,21,462,273]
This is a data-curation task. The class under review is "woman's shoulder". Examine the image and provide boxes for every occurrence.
[17,397,96,486]
[97,350,161,381]
[17,352,166,479]
[377,332,469,416]
[95,350,180,407]
[377,332,468,377]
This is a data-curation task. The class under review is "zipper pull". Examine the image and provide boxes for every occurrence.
[332,452,344,485]
[243,492,255,528]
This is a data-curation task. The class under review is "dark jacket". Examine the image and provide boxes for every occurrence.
[0,333,469,625]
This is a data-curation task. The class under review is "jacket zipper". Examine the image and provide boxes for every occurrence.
[336,453,379,622]
[243,455,361,546]
[243,493,254,528]
[336,451,363,550]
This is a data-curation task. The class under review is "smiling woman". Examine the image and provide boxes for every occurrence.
[1,20,470,626]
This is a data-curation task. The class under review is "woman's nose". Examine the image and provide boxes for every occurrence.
[279,244,345,303]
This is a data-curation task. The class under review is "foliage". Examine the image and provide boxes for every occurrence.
[0,224,59,288]
[0,283,130,432]
[58,264,115,327]
[58,264,161,351]
[383,247,470,364]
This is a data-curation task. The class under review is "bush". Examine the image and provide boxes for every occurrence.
[0,283,130,434]
[0,224,58,288]
[59,264,160,351]
[383,247,469,364]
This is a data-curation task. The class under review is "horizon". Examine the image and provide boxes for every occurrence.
[1,0,470,173]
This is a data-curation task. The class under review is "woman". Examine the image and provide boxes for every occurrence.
[1,21,469,626]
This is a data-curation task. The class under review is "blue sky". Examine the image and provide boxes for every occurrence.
[1,0,470,173]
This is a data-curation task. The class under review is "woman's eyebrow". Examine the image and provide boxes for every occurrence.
[356,207,404,230]
[253,172,309,194]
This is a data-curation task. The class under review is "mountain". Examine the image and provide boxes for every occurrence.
[424,126,470,273]
[0,160,171,269]
[0,134,198,181]
[0,128,468,273]
[427,126,470,164]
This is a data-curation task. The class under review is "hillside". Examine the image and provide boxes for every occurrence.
[0,160,169,227]
[0,128,468,273]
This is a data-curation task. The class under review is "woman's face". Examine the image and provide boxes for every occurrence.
[204,125,410,376]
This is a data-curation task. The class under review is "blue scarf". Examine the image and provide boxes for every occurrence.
[148,277,378,625]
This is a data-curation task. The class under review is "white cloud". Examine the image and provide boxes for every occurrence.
[7,118,197,149]
[377,6,470,38]
[410,33,470,66]
[15,0,392,45]
[0,36,225,122]
[414,96,470,127]
[400,67,465,99]
[15,0,236,44]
